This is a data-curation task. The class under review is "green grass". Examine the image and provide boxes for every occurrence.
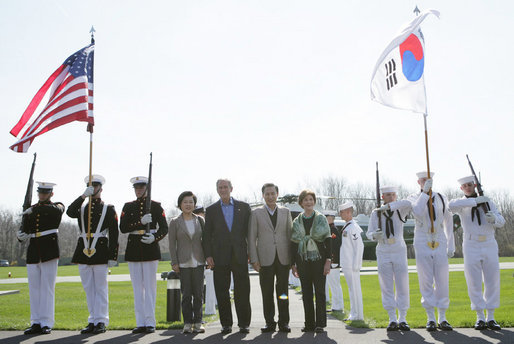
[328,270,514,328]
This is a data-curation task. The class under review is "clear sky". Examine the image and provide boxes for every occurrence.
[1,0,513,214]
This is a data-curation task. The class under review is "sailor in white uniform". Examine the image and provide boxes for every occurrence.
[338,201,364,321]
[367,186,411,331]
[449,176,505,331]
[324,210,344,312]
[408,171,454,331]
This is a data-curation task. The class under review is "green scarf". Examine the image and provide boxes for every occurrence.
[291,210,331,262]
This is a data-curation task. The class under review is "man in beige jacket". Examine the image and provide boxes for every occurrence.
[248,183,293,333]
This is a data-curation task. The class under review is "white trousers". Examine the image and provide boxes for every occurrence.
[79,264,109,325]
[27,258,58,328]
[325,268,344,311]
[342,268,363,320]
[414,242,449,310]
[128,260,158,327]
[204,268,217,315]
[463,239,500,311]
[377,250,409,315]
[289,270,301,287]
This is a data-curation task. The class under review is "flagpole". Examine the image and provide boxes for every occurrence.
[85,26,96,257]
[423,113,436,248]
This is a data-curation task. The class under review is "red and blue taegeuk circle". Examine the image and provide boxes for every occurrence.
[399,34,424,81]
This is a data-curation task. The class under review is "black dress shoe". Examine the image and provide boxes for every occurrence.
[314,327,325,333]
[301,326,315,332]
[221,326,232,334]
[80,323,95,334]
[399,322,410,331]
[24,324,42,335]
[94,322,106,334]
[132,326,146,334]
[278,324,291,333]
[426,321,437,332]
[239,326,250,334]
[41,326,52,334]
[261,323,276,332]
[474,320,487,330]
[387,321,399,331]
[438,321,453,331]
[145,326,155,333]
[487,320,501,331]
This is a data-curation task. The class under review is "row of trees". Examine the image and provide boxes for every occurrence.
[1,177,512,265]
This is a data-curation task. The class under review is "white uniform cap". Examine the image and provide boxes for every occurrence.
[84,174,106,185]
[458,175,475,185]
[338,201,354,212]
[380,185,398,194]
[36,181,56,191]
[130,176,148,185]
[323,210,337,217]
[416,171,435,179]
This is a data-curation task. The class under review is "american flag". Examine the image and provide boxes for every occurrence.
[9,43,95,153]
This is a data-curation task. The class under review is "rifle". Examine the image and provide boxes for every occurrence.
[466,154,490,212]
[145,153,153,234]
[376,161,382,231]
[20,153,37,233]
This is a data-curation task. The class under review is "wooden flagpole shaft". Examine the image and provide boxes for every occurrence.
[87,131,93,255]
[423,114,435,235]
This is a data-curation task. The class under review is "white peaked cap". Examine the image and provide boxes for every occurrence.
[458,175,475,185]
[416,171,435,179]
[36,181,56,190]
[380,186,398,194]
[84,174,106,185]
[338,201,354,212]
[130,176,148,185]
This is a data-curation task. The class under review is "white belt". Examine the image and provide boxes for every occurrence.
[130,229,157,235]
[379,237,397,245]
[466,233,494,242]
[30,228,58,238]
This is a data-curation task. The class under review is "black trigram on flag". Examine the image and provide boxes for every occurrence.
[385,59,397,90]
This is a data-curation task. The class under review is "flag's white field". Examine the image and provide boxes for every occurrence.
[370,9,440,115]
[9,44,94,153]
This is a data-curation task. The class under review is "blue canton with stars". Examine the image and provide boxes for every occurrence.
[63,44,94,83]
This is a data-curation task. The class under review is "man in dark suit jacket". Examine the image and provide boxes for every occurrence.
[203,178,252,334]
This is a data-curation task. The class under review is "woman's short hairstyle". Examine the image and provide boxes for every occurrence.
[177,191,197,209]
[298,189,316,208]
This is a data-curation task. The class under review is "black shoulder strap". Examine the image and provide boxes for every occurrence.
[396,210,407,223]
[438,193,445,214]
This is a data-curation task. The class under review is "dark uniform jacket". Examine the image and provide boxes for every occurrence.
[329,222,342,267]
[202,199,251,266]
[22,200,65,264]
[67,196,119,265]
[119,198,168,261]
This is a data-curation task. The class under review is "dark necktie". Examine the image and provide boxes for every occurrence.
[384,210,395,238]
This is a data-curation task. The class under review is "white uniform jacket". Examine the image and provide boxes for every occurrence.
[340,220,364,271]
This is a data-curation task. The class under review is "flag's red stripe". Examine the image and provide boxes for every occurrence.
[42,82,88,115]
[48,74,75,103]
[10,65,67,137]
[20,95,89,138]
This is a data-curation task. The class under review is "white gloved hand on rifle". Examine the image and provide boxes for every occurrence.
[141,233,155,244]
[373,231,383,241]
[423,179,433,193]
[378,204,390,212]
[141,213,152,225]
[475,195,489,205]
[22,207,33,215]
[447,249,455,258]
[17,230,30,242]
[485,212,496,224]
[82,186,95,198]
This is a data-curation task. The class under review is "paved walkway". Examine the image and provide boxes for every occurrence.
[1,273,513,343]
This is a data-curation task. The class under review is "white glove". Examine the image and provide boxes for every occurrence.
[373,231,383,241]
[108,260,117,267]
[475,195,489,205]
[485,212,496,224]
[17,230,30,241]
[378,204,390,212]
[82,186,95,197]
[141,233,155,244]
[423,179,433,193]
[447,250,455,258]
[141,213,152,225]
[22,207,33,215]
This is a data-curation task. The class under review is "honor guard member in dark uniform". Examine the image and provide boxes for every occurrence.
[324,210,344,312]
[16,182,65,335]
[120,176,168,334]
[67,175,119,334]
